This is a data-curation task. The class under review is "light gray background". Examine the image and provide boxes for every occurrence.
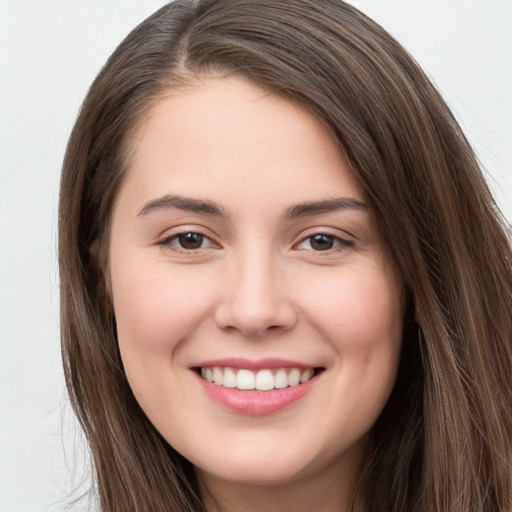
[1,1,511,511]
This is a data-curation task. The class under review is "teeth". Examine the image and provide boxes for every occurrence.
[213,367,223,385]
[223,367,237,388]
[300,368,314,383]
[237,369,255,390]
[255,369,274,391]
[200,366,316,391]
[274,368,288,389]
[288,368,301,387]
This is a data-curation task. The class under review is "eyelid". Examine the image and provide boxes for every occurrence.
[293,230,355,252]
[155,225,355,254]
[156,226,221,251]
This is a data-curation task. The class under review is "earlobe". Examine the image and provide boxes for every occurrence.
[89,240,114,316]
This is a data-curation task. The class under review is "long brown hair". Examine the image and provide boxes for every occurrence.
[59,1,512,510]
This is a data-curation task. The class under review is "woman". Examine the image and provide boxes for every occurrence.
[59,1,512,510]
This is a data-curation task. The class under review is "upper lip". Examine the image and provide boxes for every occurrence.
[191,357,319,371]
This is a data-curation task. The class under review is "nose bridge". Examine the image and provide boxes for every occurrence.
[215,242,296,336]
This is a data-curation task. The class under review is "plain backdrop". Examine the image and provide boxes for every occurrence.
[1,1,511,511]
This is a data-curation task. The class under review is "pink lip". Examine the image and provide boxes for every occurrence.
[192,366,321,416]
[192,357,315,371]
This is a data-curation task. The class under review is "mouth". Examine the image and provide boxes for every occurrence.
[191,358,325,414]
[190,357,326,416]
[195,366,324,391]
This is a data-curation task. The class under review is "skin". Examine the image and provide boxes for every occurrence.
[108,76,404,511]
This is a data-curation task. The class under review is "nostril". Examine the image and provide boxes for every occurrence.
[213,288,298,337]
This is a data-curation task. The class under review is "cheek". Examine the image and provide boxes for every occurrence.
[311,266,403,425]
[110,260,215,359]
[302,264,403,355]
[109,261,217,422]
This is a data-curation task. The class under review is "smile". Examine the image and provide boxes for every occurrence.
[200,366,316,391]
[193,361,324,415]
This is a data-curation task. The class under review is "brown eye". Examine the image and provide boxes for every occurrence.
[296,233,353,252]
[309,234,335,251]
[159,231,218,252]
[176,232,205,250]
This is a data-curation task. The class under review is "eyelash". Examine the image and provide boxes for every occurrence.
[295,233,354,252]
[158,231,218,251]
[158,230,353,253]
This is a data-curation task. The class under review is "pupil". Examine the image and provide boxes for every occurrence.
[179,233,203,249]
[311,234,333,251]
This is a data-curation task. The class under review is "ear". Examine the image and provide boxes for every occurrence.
[89,240,113,316]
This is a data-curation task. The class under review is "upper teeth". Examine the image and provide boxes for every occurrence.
[200,367,315,391]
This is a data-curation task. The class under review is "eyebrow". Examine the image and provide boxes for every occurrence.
[137,195,225,217]
[137,194,367,219]
[283,197,368,218]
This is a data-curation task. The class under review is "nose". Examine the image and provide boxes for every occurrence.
[214,250,297,338]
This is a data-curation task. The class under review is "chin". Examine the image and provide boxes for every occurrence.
[196,458,309,487]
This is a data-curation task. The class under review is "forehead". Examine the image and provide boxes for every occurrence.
[119,75,365,213]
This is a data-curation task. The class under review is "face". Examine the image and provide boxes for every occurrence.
[109,76,403,495]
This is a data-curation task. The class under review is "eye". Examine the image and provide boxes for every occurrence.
[296,233,352,251]
[161,232,216,250]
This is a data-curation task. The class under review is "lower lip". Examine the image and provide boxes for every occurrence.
[195,372,319,415]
